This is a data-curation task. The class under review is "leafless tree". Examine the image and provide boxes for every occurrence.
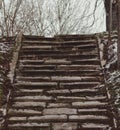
[0,0,2,9]
[44,0,105,36]
[0,0,105,36]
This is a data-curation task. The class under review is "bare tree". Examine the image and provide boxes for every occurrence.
[0,0,2,9]
[0,0,23,36]
[44,0,105,36]
[0,0,105,36]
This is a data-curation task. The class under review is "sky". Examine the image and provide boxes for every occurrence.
[1,0,106,35]
[43,0,106,34]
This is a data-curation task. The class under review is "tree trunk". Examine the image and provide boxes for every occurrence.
[105,0,110,31]
[108,0,113,46]
[117,0,120,70]
[0,0,2,9]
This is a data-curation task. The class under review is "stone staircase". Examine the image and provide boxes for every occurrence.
[6,35,114,130]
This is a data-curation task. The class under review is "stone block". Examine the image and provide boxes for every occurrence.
[52,123,77,130]
[43,108,77,115]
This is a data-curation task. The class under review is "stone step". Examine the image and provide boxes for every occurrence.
[19,59,100,65]
[42,108,108,116]
[8,115,109,124]
[59,82,101,89]
[51,76,102,82]
[72,59,100,65]
[78,123,110,130]
[57,96,107,102]
[77,108,109,116]
[19,64,56,70]
[69,115,109,123]
[23,39,96,46]
[13,89,105,100]
[14,89,44,96]
[8,115,68,123]
[21,50,97,55]
[21,49,98,55]
[14,81,100,89]
[8,123,50,129]
[12,102,46,109]
[46,89,105,96]
[18,70,102,77]
[14,89,104,97]
[16,76,102,82]
[8,109,43,116]
[14,92,107,102]
[22,45,52,49]
[19,64,100,70]
[22,43,97,50]
[72,101,108,109]
[13,95,55,102]
[20,54,98,60]
[14,82,57,89]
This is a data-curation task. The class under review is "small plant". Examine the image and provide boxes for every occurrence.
[0,39,14,107]
[106,71,120,126]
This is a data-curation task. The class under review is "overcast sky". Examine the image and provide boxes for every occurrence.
[1,0,106,35]
[43,0,106,33]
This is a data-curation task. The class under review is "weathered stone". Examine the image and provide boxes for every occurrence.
[9,117,26,122]
[78,108,107,113]
[52,123,77,130]
[15,82,57,87]
[57,65,99,70]
[23,45,52,49]
[43,108,77,115]
[8,123,50,128]
[70,89,98,93]
[81,123,109,129]
[69,115,109,121]
[20,60,44,64]
[60,82,99,88]
[83,96,107,101]
[14,96,54,101]
[57,96,87,102]
[8,109,42,116]
[47,89,70,94]
[7,35,112,129]
[13,102,46,108]
[18,89,43,93]
[47,103,70,108]
[72,101,107,108]
[45,59,71,64]
[51,76,81,81]
[29,115,67,122]
[17,76,50,81]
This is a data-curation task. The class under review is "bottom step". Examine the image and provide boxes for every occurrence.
[8,123,111,130]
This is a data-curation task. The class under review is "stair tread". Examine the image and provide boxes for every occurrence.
[8,115,109,122]
[16,76,102,82]
[20,59,99,62]
[72,101,108,108]
[14,95,54,101]
[19,64,100,69]
[12,102,46,108]
[8,123,50,127]
[57,96,107,101]
[8,109,42,116]
[15,81,100,86]
[81,123,110,128]
[22,44,97,48]
[23,39,96,44]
